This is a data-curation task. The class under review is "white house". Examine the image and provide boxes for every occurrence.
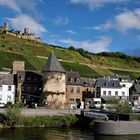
[0,73,15,106]
[95,75,132,101]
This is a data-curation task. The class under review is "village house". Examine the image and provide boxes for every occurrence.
[95,75,132,102]
[81,77,95,100]
[0,72,15,106]
[130,79,140,106]
[12,61,43,107]
[66,71,82,108]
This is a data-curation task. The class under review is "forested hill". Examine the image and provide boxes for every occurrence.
[0,32,140,79]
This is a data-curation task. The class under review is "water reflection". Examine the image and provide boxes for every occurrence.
[0,128,139,140]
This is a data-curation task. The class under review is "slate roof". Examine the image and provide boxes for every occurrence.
[66,71,81,85]
[131,84,140,94]
[81,77,95,87]
[0,74,14,85]
[95,78,121,88]
[42,51,65,73]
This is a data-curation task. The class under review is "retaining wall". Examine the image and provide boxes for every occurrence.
[94,121,140,135]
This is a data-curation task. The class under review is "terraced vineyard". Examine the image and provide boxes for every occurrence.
[0,32,140,79]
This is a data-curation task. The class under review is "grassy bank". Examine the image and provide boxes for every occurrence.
[130,114,140,121]
[0,107,78,128]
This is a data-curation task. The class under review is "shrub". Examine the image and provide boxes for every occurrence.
[4,104,22,127]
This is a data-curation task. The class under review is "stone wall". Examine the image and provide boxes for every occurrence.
[6,32,42,42]
[94,121,140,135]
[43,72,66,108]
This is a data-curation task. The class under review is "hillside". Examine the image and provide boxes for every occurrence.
[0,32,140,79]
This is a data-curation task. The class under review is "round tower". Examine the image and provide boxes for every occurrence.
[3,22,8,31]
[24,28,29,35]
[42,51,66,108]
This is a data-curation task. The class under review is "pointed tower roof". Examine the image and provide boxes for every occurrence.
[43,51,65,73]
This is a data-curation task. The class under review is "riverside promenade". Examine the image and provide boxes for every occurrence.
[0,108,81,116]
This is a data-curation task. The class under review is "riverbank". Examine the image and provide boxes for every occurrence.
[0,108,81,116]
[0,107,80,128]
[0,113,78,128]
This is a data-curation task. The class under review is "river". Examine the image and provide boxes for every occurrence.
[0,127,140,140]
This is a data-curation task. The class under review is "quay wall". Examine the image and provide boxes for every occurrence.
[94,121,140,135]
[0,108,81,116]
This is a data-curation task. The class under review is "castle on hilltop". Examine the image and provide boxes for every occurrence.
[0,22,42,42]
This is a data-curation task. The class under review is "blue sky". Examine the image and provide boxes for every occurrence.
[0,0,140,55]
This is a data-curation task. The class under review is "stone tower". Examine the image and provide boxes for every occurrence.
[24,28,29,35]
[42,51,66,108]
[3,22,8,31]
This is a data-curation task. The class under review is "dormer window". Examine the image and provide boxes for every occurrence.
[70,78,74,83]
[104,83,108,86]
[76,78,80,83]
[84,81,88,86]
[113,83,116,87]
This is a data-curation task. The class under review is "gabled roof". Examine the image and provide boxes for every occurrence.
[66,71,81,85]
[96,78,121,88]
[43,51,65,73]
[132,84,140,93]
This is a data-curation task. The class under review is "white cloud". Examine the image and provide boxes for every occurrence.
[53,16,69,25]
[66,30,77,35]
[84,21,113,31]
[0,0,42,14]
[70,0,131,10]
[57,37,111,53]
[0,0,21,12]
[115,8,140,32]
[6,14,47,36]
[84,8,140,33]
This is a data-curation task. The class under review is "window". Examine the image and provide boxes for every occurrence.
[76,87,80,93]
[8,86,11,91]
[26,86,31,92]
[70,87,74,93]
[70,78,74,83]
[0,86,2,91]
[122,92,125,96]
[27,77,31,81]
[122,84,126,87]
[7,96,11,102]
[103,91,106,96]
[115,91,118,96]
[108,91,111,96]
[76,78,80,83]
[70,98,74,102]
[32,87,37,92]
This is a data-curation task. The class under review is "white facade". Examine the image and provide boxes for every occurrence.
[101,87,128,99]
[101,81,132,100]
[0,85,15,105]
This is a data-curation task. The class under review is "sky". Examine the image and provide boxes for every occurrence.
[0,0,140,56]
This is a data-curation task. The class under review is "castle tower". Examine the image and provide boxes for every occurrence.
[24,28,29,35]
[42,51,66,108]
[3,22,8,31]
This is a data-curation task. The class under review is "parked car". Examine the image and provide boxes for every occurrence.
[132,106,140,113]
[0,103,5,108]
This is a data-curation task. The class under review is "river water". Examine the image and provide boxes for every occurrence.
[0,127,140,140]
